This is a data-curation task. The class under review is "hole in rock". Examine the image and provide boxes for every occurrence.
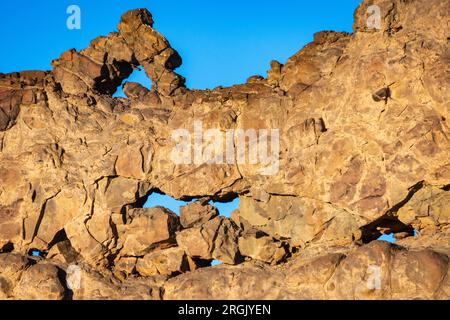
[113,67,152,98]
[360,214,415,244]
[208,196,240,218]
[47,229,69,248]
[211,259,223,266]
[139,189,240,218]
[28,248,45,258]
[142,190,196,215]
[0,242,14,253]
[377,233,396,243]
[376,227,419,243]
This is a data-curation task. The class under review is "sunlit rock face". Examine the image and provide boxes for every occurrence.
[0,0,449,300]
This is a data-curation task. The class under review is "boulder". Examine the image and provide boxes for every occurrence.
[136,247,189,276]
[12,263,66,300]
[176,217,241,265]
[238,234,288,264]
[179,200,218,228]
[118,207,180,256]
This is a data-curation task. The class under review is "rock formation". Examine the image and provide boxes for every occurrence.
[0,0,449,299]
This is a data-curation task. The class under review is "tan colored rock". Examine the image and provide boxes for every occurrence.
[70,264,164,300]
[326,241,450,300]
[12,263,66,300]
[118,207,180,256]
[115,145,146,179]
[164,262,284,300]
[179,200,218,228]
[136,247,189,276]
[0,71,47,131]
[0,203,21,250]
[176,217,241,264]
[236,195,361,248]
[266,60,282,87]
[212,218,242,264]
[117,8,185,96]
[115,257,138,276]
[122,81,150,99]
[397,185,450,234]
[0,253,30,299]
[65,215,106,265]
[390,249,449,299]
[46,239,80,264]
[283,253,345,299]
[52,31,135,96]
[105,177,142,210]
[176,227,211,259]
[238,234,288,264]
[165,241,450,300]
[36,187,85,245]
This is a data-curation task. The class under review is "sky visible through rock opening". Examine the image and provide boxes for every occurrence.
[0,0,361,89]
[0,0,398,249]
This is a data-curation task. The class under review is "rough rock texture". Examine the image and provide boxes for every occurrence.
[0,0,449,299]
[179,200,219,228]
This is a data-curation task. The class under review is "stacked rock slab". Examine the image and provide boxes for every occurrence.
[0,0,449,299]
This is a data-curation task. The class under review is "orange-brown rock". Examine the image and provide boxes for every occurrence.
[0,0,449,300]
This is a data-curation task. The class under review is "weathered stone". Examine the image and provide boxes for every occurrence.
[115,256,138,276]
[179,200,218,228]
[46,239,80,264]
[115,145,146,179]
[212,218,242,264]
[236,195,361,248]
[176,227,211,260]
[0,0,449,300]
[266,60,282,87]
[238,234,288,264]
[70,264,164,300]
[118,207,180,256]
[0,71,47,131]
[283,253,345,299]
[117,8,185,96]
[122,81,150,99]
[0,253,30,299]
[12,263,66,300]
[176,217,241,264]
[0,203,22,250]
[36,187,85,245]
[397,185,450,234]
[326,241,449,300]
[136,246,189,276]
[163,262,284,300]
[52,31,135,96]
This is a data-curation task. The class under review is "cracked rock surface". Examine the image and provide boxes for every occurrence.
[0,0,449,299]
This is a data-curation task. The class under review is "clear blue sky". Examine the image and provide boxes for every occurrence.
[0,0,360,89]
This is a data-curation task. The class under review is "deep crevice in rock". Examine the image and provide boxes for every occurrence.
[113,67,153,98]
[47,229,69,249]
[361,181,425,243]
[138,188,197,215]
[56,267,74,300]
[0,242,14,253]
[361,215,415,244]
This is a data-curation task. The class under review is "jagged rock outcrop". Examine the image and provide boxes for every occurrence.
[0,0,449,299]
